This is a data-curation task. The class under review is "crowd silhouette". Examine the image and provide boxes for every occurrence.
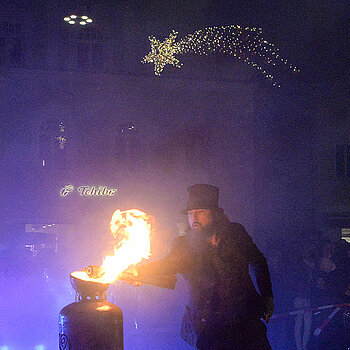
[267,238,350,350]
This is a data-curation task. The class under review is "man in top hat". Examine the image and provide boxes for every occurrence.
[134,184,274,349]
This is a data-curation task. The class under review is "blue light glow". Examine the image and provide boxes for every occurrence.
[34,345,46,350]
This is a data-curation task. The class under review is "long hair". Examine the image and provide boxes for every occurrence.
[211,208,232,237]
[185,208,232,253]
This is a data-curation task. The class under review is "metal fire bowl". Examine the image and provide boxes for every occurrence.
[70,271,109,297]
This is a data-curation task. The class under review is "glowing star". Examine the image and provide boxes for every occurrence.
[142,30,183,76]
[142,25,299,87]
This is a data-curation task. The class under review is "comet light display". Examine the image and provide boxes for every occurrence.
[142,25,299,87]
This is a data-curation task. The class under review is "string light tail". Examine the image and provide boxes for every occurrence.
[180,25,297,87]
[142,25,299,87]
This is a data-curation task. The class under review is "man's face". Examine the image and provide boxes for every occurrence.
[187,209,214,233]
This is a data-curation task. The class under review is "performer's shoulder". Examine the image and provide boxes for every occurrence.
[229,222,252,242]
[230,222,248,233]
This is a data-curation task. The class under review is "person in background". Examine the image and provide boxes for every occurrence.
[290,243,316,350]
[314,240,350,349]
[267,248,293,349]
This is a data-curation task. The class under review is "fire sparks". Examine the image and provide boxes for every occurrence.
[85,209,152,284]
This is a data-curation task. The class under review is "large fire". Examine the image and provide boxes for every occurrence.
[71,208,178,289]
[81,209,152,284]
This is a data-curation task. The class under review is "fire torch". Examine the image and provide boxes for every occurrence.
[59,209,177,349]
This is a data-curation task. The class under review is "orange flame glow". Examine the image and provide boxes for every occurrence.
[96,209,152,284]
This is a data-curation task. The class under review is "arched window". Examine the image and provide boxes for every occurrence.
[76,27,105,70]
[57,25,105,71]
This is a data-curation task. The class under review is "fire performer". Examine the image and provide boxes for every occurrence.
[130,184,274,349]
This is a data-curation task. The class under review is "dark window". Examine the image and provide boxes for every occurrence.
[336,145,345,178]
[0,21,23,67]
[7,22,22,37]
[10,38,22,66]
[78,27,102,42]
[336,144,350,179]
[77,42,89,68]
[92,43,103,68]
[0,22,7,36]
[76,28,104,71]
[0,37,6,65]
[347,146,350,179]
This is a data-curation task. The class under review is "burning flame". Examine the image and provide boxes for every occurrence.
[96,209,152,284]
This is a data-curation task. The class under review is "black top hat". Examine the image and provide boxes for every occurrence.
[181,184,220,214]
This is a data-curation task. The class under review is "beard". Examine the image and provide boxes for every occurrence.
[191,221,215,238]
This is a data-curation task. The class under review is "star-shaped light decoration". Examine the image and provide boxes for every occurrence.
[142,26,299,87]
[142,30,183,76]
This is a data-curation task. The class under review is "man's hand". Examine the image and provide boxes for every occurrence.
[264,296,274,324]
[122,267,143,287]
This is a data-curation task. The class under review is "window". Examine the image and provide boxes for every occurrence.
[76,28,104,71]
[0,37,6,65]
[10,37,22,65]
[336,144,350,179]
[77,42,89,68]
[341,228,350,243]
[0,21,23,67]
[57,26,105,71]
[91,43,104,68]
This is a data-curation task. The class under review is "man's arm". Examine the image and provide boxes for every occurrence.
[136,235,189,277]
[233,223,274,322]
[233,223,273,297]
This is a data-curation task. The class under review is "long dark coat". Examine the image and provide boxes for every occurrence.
[139,222,273,347]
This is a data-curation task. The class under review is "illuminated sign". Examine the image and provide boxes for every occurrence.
[60,185,117,197]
